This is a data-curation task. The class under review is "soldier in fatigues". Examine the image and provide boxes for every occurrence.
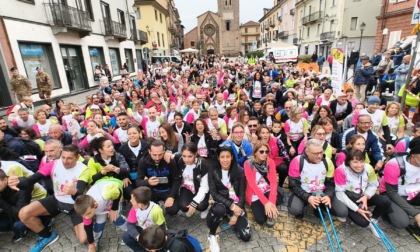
[9,67,32,102]
[36,67,53,105]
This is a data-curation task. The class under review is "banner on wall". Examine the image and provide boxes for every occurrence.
[331,48,344,94]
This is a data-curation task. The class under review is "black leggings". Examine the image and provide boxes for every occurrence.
[250,188,284,224]
[206,202,251,242]
[277,163,288,187]
[151,191,178,216]
[347,194,392,228]
[172,187,210,213]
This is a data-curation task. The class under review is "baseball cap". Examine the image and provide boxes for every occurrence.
[90,105,100,110]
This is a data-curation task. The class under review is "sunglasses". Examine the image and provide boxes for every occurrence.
[248,124,258,128]
[258,150,270,154]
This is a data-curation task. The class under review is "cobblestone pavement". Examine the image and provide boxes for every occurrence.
[0,191,419,252]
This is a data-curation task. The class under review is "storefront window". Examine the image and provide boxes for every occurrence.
[18,43,61,90]
[89,47,105,75]
[109,48,121,76]
[125,49,134,73]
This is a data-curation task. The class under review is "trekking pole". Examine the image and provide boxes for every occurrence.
[317,206,336,252]
[369,217,397,252]
[313,192,336,252]
[324,205,343,252]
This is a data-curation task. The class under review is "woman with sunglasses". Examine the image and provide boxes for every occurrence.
[257,125,290,187]
[207,145,251,252]
[335,149,391,236]
[244,141,283,227]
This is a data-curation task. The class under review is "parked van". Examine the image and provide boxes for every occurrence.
[151,56,182,64]
[260,46,298,64]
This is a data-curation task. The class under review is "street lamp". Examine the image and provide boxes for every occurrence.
[358,22,366,52]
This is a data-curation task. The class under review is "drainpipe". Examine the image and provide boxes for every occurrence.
[379,0,389,51]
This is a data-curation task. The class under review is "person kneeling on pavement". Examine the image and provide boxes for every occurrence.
[122,187,166,252]
[206,145,251,252]
[380,136,420,230]
[73,179,127,251]
[335,149,392,238]
[288,139,347,219]
[136,140,180,215]
[244,140,283,227]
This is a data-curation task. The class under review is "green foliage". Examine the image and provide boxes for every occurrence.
[298,55,312,63]
[246,50,264,59]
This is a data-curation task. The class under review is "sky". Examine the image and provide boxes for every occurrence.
[174,0,273,33]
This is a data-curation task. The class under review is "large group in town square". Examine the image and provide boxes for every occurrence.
[2,47,420,252]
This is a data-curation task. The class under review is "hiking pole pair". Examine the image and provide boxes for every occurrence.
[313,193,342,252]
[369,217,397,252]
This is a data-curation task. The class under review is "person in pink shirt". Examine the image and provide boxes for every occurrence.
[394,122,420,153]
[380,137,420,229]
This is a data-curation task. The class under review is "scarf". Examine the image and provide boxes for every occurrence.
[252,161,268,177]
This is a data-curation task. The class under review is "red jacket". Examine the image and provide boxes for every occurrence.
[268,137,283,167]
[244,158,278,206]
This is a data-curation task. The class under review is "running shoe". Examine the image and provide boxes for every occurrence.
[29,232,59,252]
[266,217,275,227]
[200,209,209,219]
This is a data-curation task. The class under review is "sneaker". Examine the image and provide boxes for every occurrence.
[266,217,275,227]
[337,217,346,223]
[368,222,380,239]
[29,232,59,252]
[12,221,28,242]
[200,209,209,219]
[208,234,220,252]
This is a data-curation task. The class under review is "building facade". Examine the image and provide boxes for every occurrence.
[240,21,260,55]
[259,5,281,51]
[295,0,379,57]
[195,0,241,56]
[374,0,415,52]
[184,27,199,49]
[0,0,148,106]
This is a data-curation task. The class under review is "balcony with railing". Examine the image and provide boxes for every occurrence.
[320,31,336,41]
[104,20,127,41]
[138,30,148,45]
[302,11,323,25]
[278,31,289,39]
[293,38,299,45]
[44,3,92,37]
[269,21,275,28]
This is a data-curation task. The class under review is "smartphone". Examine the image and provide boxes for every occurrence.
[157,177,169,184]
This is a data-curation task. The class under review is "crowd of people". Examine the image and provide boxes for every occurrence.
[1,50,420,252]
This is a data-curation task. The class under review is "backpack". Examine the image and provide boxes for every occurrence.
[299,153,329,173]
[395,156,407,185]
[6,104,19,116]
[17,138,43,172]
[165,229,202,252]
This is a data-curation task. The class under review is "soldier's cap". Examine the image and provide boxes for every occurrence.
[10,67,17,71]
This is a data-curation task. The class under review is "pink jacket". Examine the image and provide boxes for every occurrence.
[244,158,278,205]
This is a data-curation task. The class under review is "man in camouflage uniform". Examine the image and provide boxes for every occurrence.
[9,67,32,102]
[36,67,53,105]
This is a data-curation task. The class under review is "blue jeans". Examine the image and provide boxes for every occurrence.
[395,81,404,102]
